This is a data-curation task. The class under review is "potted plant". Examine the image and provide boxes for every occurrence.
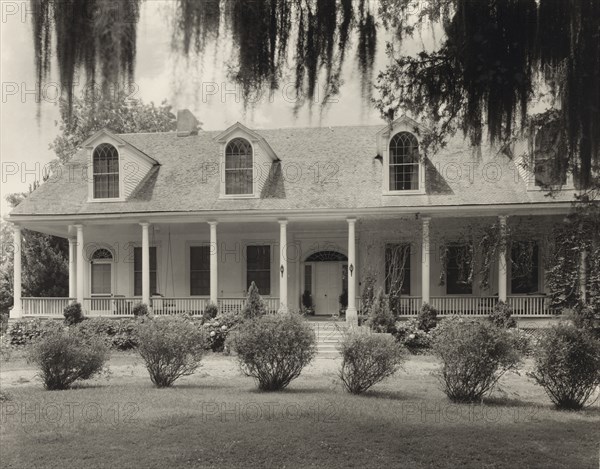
[339,289,348,317]
[301,290,315,316]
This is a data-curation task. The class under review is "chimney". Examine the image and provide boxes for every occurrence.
[176,109,202,136]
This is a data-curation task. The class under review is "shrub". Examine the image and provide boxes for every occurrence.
[63,302,84,325]
[488,301,517,328]
[360,275,376,316]
[132,303,149,318]
[338,330,406,394]
[417,303,438,332]
[27,329,109,390]
[8,319,63,346]
[242,282,267,319]
[339,289,348,311]
[203,310,243,352]
[572,303,600,334]
[528,323,600,410]
[203,303,219,322]
[432,317,522,402]
[74,318,139,350]
[393,318,434,353]
[228,312,316,391]
[136,317,207,387]
[301,290,314,315]
[366,289,395,333]
[0,312,8,335]
[0,389,11,402]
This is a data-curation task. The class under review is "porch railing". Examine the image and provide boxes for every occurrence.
[507,295,551,316]
[431,296,498,315]
[83,297,142,316]
[151,297,208,316]
[219,297,280,314]
[22,297,75,317]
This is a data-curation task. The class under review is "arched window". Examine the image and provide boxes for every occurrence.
[389,132,419,191]
[225,138,253,195]
[93,143,120,198]
[90,248,113,296]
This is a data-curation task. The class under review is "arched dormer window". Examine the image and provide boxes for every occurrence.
[93,143,120,198]
[389,132,420,191]
[225,138,253,195]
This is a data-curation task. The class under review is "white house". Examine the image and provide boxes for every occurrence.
[6,113,579,323]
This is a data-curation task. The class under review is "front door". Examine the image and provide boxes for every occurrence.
[91,263,112,312]
[314,263,343,315]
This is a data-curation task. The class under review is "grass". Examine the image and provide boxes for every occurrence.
[0,352,598,468]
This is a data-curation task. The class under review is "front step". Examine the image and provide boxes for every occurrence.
[308,321,346,357]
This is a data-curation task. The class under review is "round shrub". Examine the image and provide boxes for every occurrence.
[27,329,109,390]
[132,303,149,318]
[203,302,219,322]
[228,312,316,391]
[417,303,438,332]
[488,301,517,328]
[203,310,243,352]
[393,318,433,354]
[528,323,600,410]
[432,317,522,403]
[366,289,395,333]
[338,330,406,394]
[63,302,84,325]
[136,316,207,387]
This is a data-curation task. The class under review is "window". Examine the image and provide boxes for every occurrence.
[225,138,253,195]
[385,243,411,295]
[247,245,271,295]
[446,244,473,294]
[511,241,539,294]
[389,132,419,191]
[190,246,210,296]
[134,247,157,296]
[533,122,567,187]
[93,143,120,198]
[91,248,113,295]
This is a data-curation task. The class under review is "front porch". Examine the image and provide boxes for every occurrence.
[10,212,565,321]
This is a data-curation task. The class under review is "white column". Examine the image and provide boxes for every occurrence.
[75,224,85,305]
[421,217,431,304]
[346,218,357,325]
[10,225,22,318]
[68,236,76,300]
[279,220,288,312]
[209,221,218,305]
[140,222,150,305]
[498,215,508,302]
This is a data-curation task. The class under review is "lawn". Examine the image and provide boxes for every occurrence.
[0,352,598,468]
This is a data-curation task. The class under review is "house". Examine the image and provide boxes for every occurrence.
[6,112,580,323]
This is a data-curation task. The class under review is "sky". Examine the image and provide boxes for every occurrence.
[0,1,433,217]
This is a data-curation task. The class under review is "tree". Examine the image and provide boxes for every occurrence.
[51,92,176,164]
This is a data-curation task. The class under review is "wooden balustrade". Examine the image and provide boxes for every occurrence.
[430,296,498,315]
[507,295,550,316]
[22,298,74,317]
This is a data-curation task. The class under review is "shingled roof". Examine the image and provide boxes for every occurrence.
[9,124,576,217]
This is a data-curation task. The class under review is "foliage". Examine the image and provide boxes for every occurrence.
[203,303,219,322]
[132,303,149,318]
[7,319,63,346]
[360,275,376,316]
[74,318,139,350]
[51,92,177,164]
[63,302,84,325]
[339,289,348,310]
[432,317,522,403]
[366,288,395,333]
[203,310,244,353]
[26,329,109,390]
[417,303,438,332]
[572,303,600,334]
[136,317,207,387]
[338,330,406,394]
[0,312,8,335]
[228,312,316,391]
[0,390,11,402]
[393,318,434,354]
[488,301,517,329]
[528,323,600,410]
[301,290,314,315]
[242,282,267,319]
[375,0,600,188]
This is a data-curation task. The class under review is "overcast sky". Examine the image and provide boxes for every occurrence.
[0,1,433,217]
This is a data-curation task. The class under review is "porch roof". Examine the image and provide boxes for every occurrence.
[9,124,576,219]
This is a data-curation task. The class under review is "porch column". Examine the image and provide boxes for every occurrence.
[140,222,150,306]
[75,224,85,305]
[10,225,22,318]
[421,217,431,304]
[68,236,76,300]
[346,218,358,325]
[209,221,218,305]
[498,215,508,302]
[279,220,288,312]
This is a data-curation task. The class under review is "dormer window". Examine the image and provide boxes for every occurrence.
[93,143,120,198]
[389,132,420,191]
[225,138,253,195]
